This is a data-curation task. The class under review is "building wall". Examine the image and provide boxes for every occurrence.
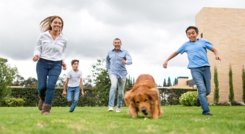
[175,77,188,88]
[196,7,245,103]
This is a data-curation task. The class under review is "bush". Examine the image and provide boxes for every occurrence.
[53,88,97,106]
[9,87,198,106]
[1,97,25,107]
[0,58,17,99]
[11,87,38,106]
[242,66,245,103]
[229,65,234,102]
[213,66,219,104]
[10,87,98,107]
[159,88,197,105]
[179,91,198,106]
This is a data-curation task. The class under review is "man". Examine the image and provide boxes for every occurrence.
[106,38,132,112]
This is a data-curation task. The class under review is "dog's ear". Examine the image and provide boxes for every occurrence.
[124,91,132,106]
[130,95,136,105]
[145,88,158,101]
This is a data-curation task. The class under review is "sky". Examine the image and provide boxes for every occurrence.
[0,0,244,85]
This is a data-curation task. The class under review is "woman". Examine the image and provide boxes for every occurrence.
[33,16,67,115]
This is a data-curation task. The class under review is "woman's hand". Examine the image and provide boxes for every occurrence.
[81,90,85,97]
[62,62,67,70]
[32,55,39,62]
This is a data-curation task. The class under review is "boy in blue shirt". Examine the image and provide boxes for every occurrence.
[163,26,221,116]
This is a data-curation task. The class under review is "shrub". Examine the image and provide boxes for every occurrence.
[11,87,97,107]
[1,97,25,107]
[9,87,197,106]
[213,66,219,104]
[11,87,38,106]
[179,91,198,106]
[242,66,245,103]
[159,88,197,105]
[0,58,17,99]
[229,65,234,102]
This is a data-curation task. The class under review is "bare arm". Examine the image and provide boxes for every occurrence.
[62,78,69,96]
[211,48,221,61]
[80,78,85,96]
[163,52,179,68]
[62,60,67,70]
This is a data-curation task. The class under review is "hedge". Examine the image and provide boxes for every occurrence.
[11,87,38,106]
[158,88,197,105]
[1,97,25,107]
[9,87,197,106]
[11,87,97,107]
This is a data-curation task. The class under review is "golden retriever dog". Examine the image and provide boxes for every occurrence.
[124,74,162,119]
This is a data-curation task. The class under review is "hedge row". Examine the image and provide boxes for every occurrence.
[158,88,197,105]
[11,88,97,107]
[9,87,197,106]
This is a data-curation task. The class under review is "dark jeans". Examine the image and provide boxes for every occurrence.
[36,58,61,105]
[191,66,211,114]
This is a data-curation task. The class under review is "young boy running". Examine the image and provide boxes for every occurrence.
[163,26,221,116]
[63,59,84,112]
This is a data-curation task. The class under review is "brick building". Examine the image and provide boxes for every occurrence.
[196,7,245,103]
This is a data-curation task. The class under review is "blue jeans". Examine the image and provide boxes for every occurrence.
[67,86,80,112]
[36,58,61,105]
[191,66,211,114]
[108,74,126,108]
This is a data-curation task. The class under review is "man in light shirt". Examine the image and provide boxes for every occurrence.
[106,38,132,112]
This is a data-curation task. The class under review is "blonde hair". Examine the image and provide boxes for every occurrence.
[40,15,64,32]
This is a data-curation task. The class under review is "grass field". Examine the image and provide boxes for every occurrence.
[0,106,244,134]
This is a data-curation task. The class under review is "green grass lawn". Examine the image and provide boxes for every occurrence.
[0,106,244,134]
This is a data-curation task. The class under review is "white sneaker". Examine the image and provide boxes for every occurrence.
[116,108,121,113]
[108,107,113,112]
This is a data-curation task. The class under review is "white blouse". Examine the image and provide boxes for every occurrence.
[34,31,67,61]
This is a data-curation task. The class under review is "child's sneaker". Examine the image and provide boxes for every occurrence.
[116,108,121,113]
[203,112,213,116]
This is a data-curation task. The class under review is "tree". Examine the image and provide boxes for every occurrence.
[12,74,25,86]
[125,75,134,91]
[242,66,245,103]
[23,77,37,87]
[173,78,178,86]
[213,66,219,104]
[83,75,93,89]
[57,74,66,87]
[163,78,167,87]
[0,58,17,99]
[91,59,134,106]
[92,59,110,106]
[229,65,234,102]
[167,77,172,87]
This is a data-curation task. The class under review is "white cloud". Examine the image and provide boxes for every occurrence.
[1,0,245,84]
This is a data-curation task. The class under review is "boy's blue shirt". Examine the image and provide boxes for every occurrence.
[177,39,213,69]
